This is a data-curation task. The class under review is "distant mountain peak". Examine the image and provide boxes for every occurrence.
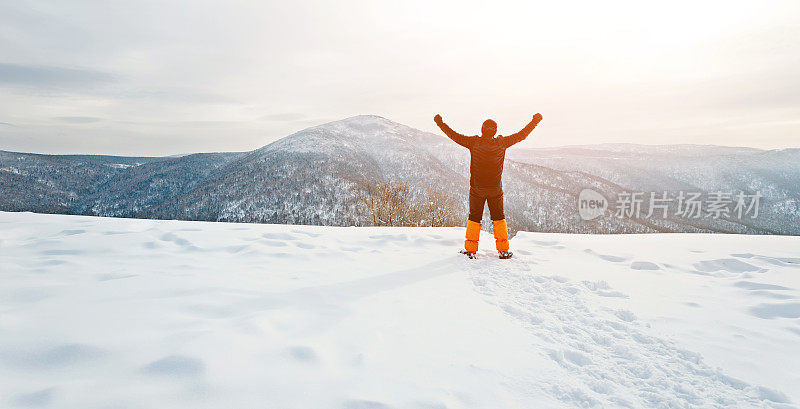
[305,115,398,131]
[257,114,431,155]
[341,114,392,122]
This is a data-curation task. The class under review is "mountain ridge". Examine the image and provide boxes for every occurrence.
[2,115,799,234]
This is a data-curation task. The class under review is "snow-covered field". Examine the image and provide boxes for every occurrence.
[1,211,798,408]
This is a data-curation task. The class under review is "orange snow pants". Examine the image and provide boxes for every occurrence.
[464,188,509,253]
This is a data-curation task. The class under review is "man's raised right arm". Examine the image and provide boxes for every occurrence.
[434,114,474,149]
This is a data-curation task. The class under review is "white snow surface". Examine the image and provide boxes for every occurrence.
[1,211,799,408]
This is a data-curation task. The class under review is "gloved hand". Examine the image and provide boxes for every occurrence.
[434,114,443,124]
[533,113,543,124]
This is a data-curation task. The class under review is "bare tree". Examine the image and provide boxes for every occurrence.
[359,181,461,227]
[360,181,414,226]
[417,186,461,227]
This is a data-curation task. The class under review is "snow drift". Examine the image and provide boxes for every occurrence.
[1,211,798,408]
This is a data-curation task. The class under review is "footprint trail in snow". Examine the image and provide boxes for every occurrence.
[465,252,793,408]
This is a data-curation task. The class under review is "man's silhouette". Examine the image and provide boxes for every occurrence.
[434,113,543,259]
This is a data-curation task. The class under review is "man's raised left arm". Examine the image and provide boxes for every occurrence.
[502,113,543,148]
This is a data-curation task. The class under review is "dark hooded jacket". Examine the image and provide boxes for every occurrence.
[436,119,538,192]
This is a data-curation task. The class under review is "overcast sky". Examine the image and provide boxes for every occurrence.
[1,0,798,155]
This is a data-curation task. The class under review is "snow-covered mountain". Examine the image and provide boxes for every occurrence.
[0,150,165,214]
[2,115,799,234]
[2,211,798,407]
[509,145,800,234]
[145,115,470,225]
[0,149,243,215]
